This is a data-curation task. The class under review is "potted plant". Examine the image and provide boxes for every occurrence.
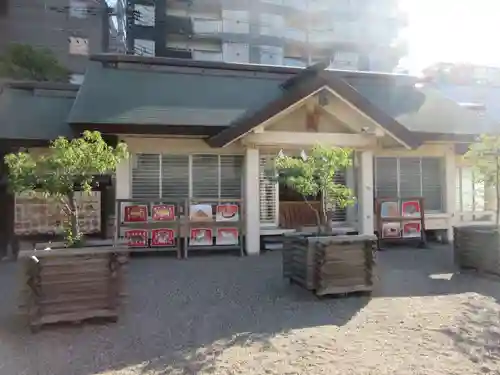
[271,145,376,296]
[454,134,500,275]
[5,131,129,331]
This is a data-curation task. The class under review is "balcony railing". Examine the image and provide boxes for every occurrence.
[192,19,223,34]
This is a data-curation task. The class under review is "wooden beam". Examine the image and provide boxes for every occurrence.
[242,131,377,148]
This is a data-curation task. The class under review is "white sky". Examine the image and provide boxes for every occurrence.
[400,0,500,73]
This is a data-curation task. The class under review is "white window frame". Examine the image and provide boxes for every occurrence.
[374,156,445,212]
[134,4,155,26]
[69,0,88,19]
[134,39,155,56]
[259,154,279,227]
[131,153,243,201]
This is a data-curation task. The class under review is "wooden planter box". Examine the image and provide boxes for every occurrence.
[283,234,377,296]
[454,225,500,276]
[18,245,129,332]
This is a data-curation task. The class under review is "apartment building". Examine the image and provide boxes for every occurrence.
[111,0,406,72]
[0,0,108,83]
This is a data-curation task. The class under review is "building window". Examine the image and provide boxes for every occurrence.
[68,37,89,55]
[131,154,243,200]
[223,43,249,63]
[330,51,359,70]
[69,0,87,19]
[193,50,223,62]
[222,10,249,34]
[375,157,444,212]
[260,13,284,36]
[134,39,155,56]
[133,4,155,27]
[260,45,283,65]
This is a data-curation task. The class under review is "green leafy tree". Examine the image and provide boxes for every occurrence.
[271,144,355,233]
[5,131,128,247]
[464,134,500,225]
[0,43,70,82]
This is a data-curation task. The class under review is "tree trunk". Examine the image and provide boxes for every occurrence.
[302,196,322,235]
[67,191,80,241]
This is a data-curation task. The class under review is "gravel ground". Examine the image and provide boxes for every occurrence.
[1,246,500,375]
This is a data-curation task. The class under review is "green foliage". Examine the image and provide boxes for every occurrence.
[5,131,129,246]
[270,145,355,230]
[464,134,500,225]
[0,43,70,82]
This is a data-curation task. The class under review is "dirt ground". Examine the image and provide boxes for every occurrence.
[1,246,500,375]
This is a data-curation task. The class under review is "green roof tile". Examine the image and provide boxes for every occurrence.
[68,61,285,126]
[0,85,76,140]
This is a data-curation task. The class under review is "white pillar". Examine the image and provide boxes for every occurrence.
[245,147,260,256]
[115,158,131,199]
[357,150,374,235]
[444,147,456,241]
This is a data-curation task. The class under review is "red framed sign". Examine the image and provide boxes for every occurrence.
[190,228,213,246]
[216,228,239,245]
[151,228,176,247]
[124,205,148,223]
[125,229,148,247]
[215,204,239,222]
[151,205,175,221]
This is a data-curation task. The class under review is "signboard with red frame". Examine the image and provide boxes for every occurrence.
[125,229,148,247]
[151,228,176,247]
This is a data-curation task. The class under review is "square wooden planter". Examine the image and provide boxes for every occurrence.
[454,225,500,276]
[283,234,377,296]
[18,245,129,332]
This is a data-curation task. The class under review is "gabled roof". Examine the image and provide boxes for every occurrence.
[207,69,418,148]
[431,82,500,126]
[0,54,495,148]
[68,57,288,136]
[0,82,78,141]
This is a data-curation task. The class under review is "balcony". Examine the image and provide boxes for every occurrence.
[164,14,193,35]
[193,19,222,34]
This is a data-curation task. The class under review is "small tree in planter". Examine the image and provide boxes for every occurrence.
[272,145,376,296]
[456,134,500,275]
[5,131,128,247]
[272,144,355,234]
[6,131,129,330]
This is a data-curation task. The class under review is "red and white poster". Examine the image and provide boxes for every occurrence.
[402,222,421,238]
[401,200,421,218]
[381,222,401,239]
[125,229,148,247]
[151,228,175,247]
[216,204,239,222]
[151,205,175,221]
[190,228,213,246]
[216,228,239,245]
[124,205,148,223]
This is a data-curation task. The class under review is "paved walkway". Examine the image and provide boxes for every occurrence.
[1,246,500,375]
